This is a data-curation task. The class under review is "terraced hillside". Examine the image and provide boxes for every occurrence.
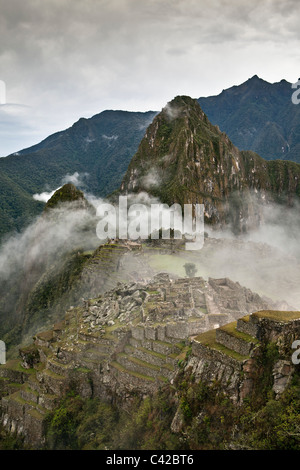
[0,273,289,447]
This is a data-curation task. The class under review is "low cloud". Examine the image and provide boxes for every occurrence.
[62,171,89,187]
[141,168,162,190]
[163,103,181,121]
[102,134,118,141]
[1,0,299,158]
[33,188,59,203]
[32,172,90,202]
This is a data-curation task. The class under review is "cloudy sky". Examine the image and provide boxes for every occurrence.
[0,0,299,156]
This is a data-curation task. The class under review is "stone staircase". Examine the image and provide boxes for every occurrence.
[108,323,187,392]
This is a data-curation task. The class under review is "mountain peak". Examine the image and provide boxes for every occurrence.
[161,95,205,121]
[119,94,237,210]
[120,94,300,232]
[244,75,270,88]
[249,74,260,81]
[44,183,87,211]
[165,95,198,108]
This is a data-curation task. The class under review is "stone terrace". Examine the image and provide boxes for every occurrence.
[0,274,285,446]
[190,310,300,403]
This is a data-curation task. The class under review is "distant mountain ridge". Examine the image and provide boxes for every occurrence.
[1,74,300,241]
[198,75,300,162]
[0,109,157,240]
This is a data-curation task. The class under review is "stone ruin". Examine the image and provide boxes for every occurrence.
[0,272,296,447]
[81,272,287,337]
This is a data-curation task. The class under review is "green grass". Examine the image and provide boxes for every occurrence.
[173,345,190,362]
[252,310,300,322]
[219,321,259,344]
[147,252,210,279]
[239,315,250,323]
[137,346,166,360]
[105,319,122,333]
[79,355,108,365]
[198,307,208,314]
[43,369,66,380]
[187,316,205,323]
[72,367,92,374]
[28,408,45,421]
[0,374,9,380]
[118,353,160,371]
[157,375,169,383]
[0,359,36,374]
[174,341,186,350]
[147,254,188,277]
[110,361,155,382]
[162,363,175,371]
[9,390,42,411]
[153,339,173,349]
[48,359,71,369]
[23,385,39,396]
[102,332,118,342]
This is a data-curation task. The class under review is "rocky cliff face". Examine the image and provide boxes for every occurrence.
[120,96,300,232]
[187,310,300,404]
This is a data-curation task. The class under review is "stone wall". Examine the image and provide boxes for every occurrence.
[189,341,244,403]
[215,329,255,356]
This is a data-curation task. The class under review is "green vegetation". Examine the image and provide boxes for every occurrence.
[41,349,300,450]
[183,262,198,278]
[44,390,180,450]
[120,94,300,234]
[148,253,207,279]
[0,424,27,450]
[253,310,300,322]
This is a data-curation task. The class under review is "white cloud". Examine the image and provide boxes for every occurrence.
[32,172,89,202]
[0,0,299,155]
[62,171,89,187]
[33,188,59,203]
